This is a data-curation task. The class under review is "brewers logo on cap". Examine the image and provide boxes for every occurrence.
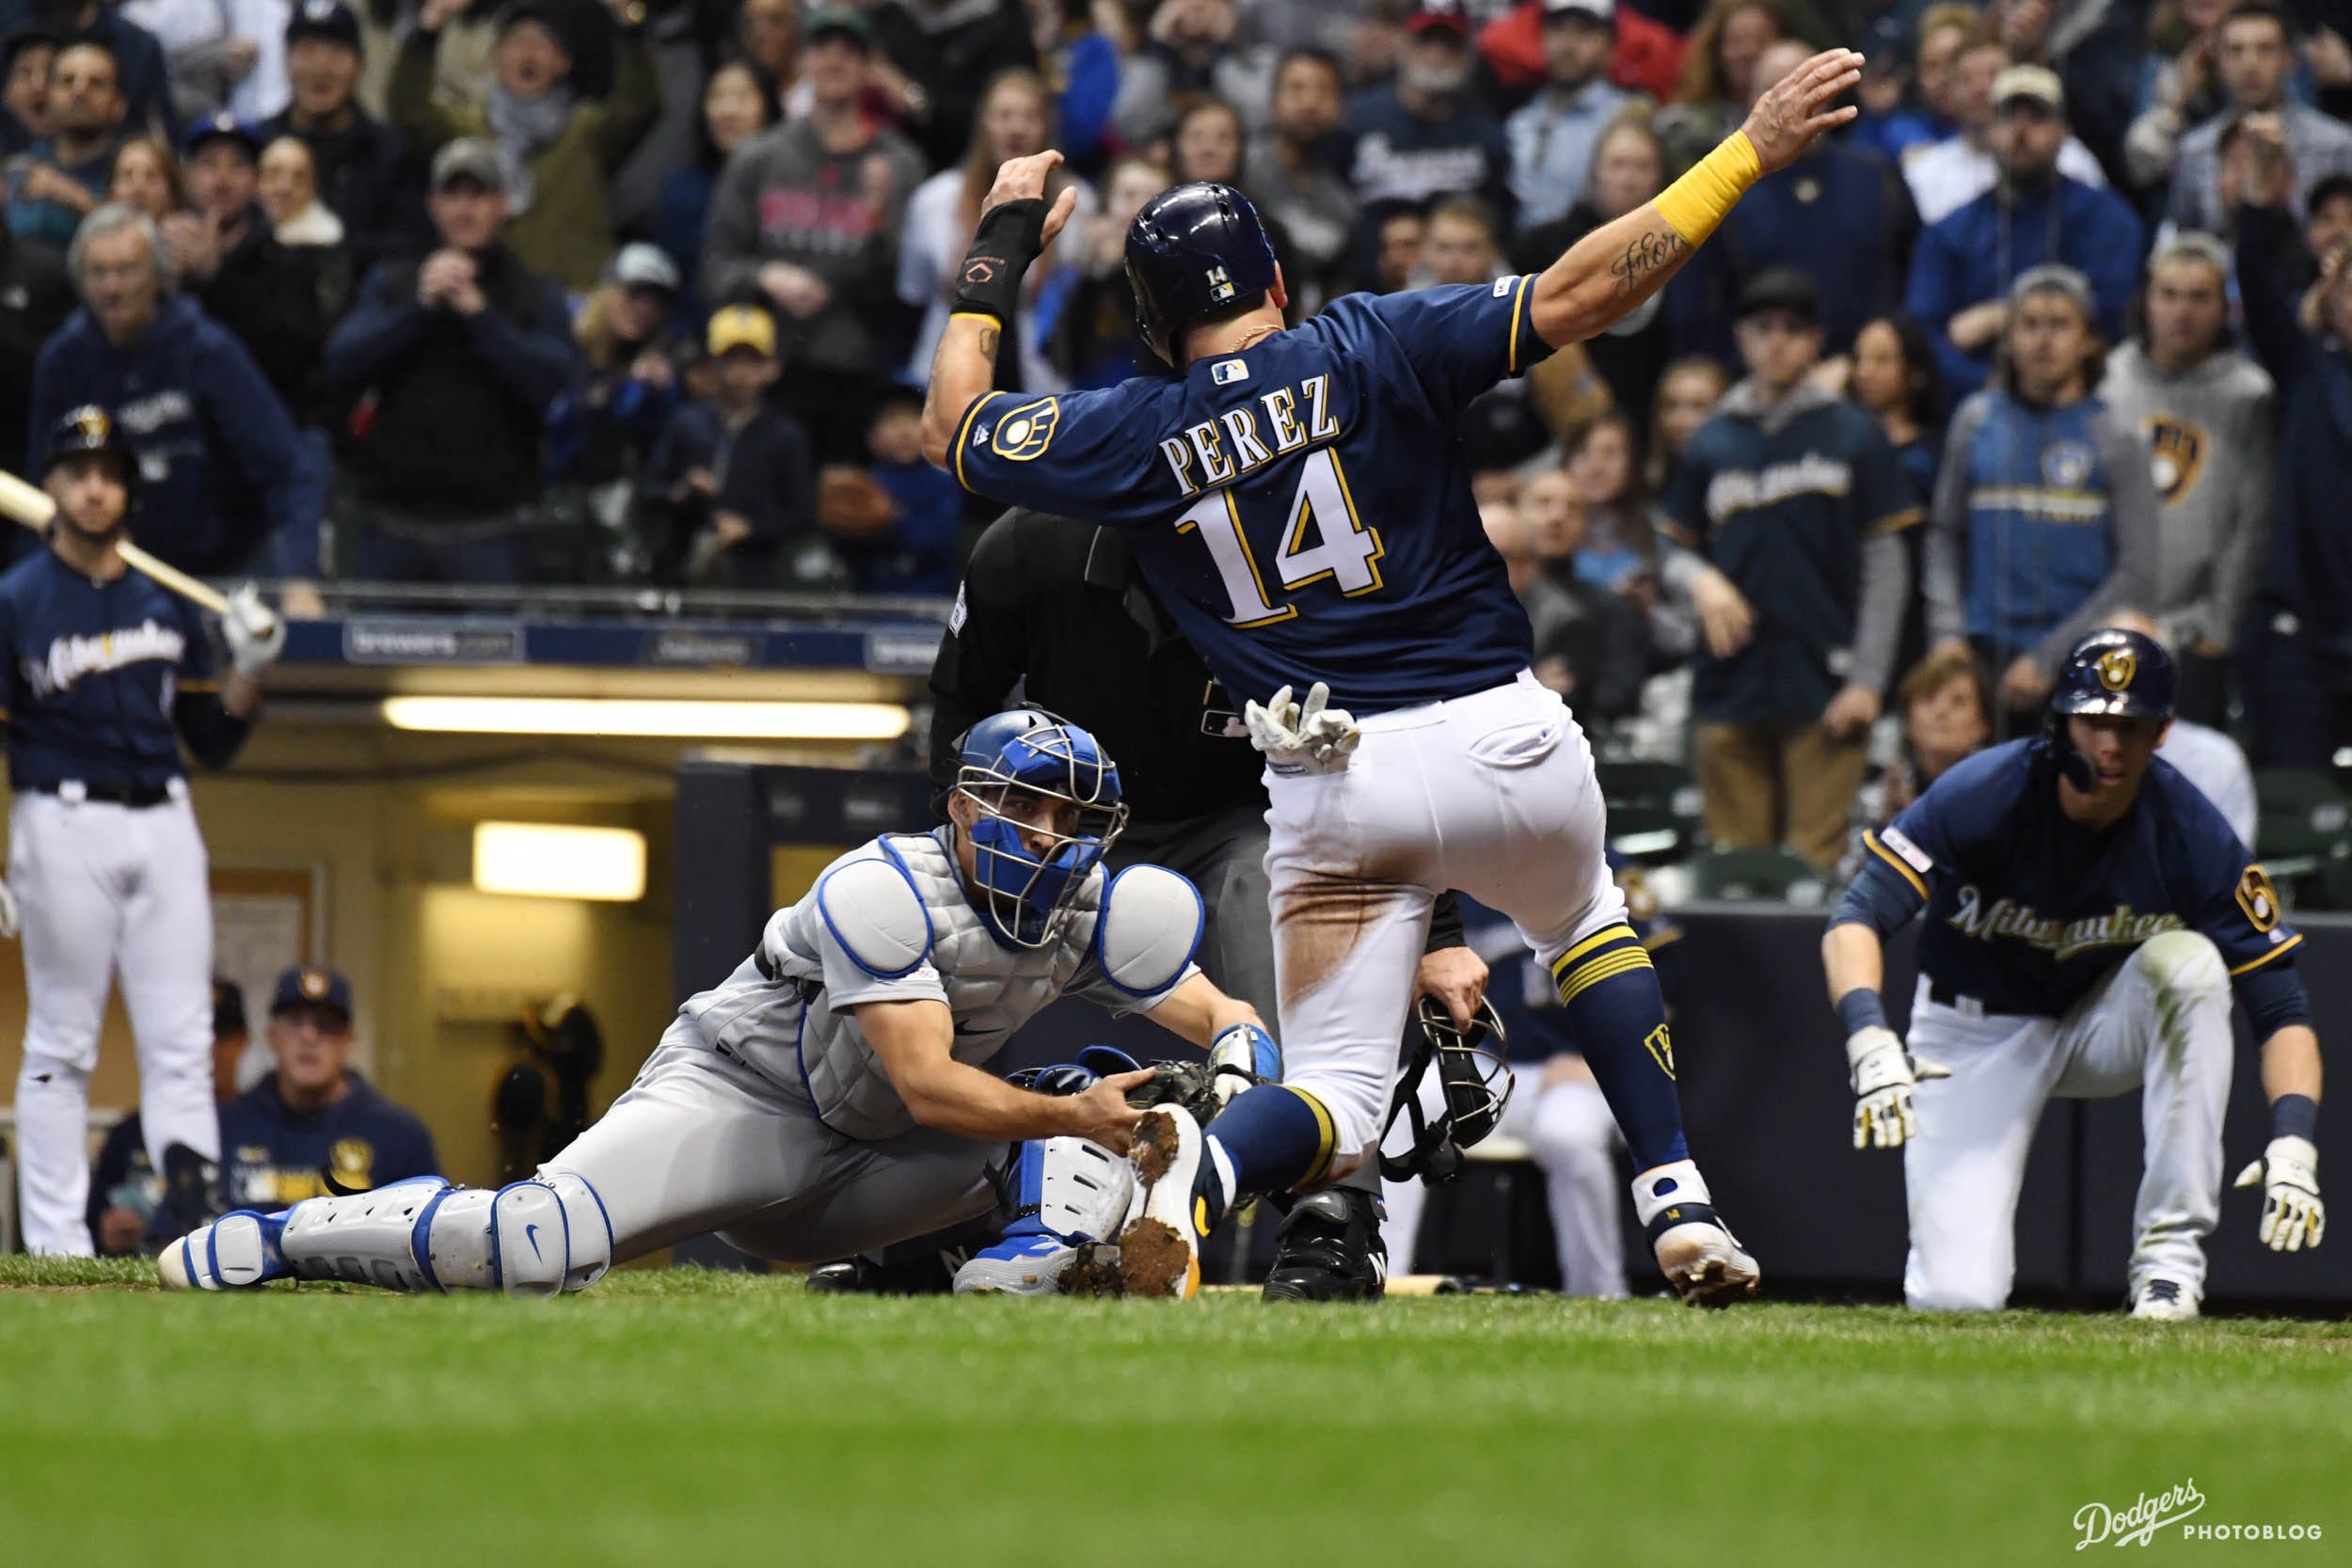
[72,407,110,443]
[2096,647,2136,692]
[300,968,330,999]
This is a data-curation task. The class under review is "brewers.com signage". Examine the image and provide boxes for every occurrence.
[342,622,524,664]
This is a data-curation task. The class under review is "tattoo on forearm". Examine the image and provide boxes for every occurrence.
[1610,230,1689,296]
[976,322,999,358]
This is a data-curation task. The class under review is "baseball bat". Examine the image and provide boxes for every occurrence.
[0,466,243,621]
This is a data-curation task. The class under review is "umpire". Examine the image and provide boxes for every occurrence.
[929,509,1483,1295]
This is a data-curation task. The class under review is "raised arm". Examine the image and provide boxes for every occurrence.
[920,152,1080,469]
[1526,49,1863,349]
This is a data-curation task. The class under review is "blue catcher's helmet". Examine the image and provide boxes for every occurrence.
[951,710,1128,949]
[2042,627,2175,789]
[1124,182,1279,365]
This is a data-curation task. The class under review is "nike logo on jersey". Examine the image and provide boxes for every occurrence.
[1946,884,2184,961]
[524,1223,543,1261]
[24,619,186,698]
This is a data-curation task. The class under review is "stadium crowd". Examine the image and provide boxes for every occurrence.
[2,0,2349,860]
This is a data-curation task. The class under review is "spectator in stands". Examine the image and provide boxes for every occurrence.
[641,302,818,587]
[220,966,439,1212]
[1111,0,1263,150]
[1699,35,1920,357]
[1032,0,1118,170]
[1925,265,2158,727]
[736,0,800,111]
[126,0,286,127]
[1645,353,1729,493]
[6,40,124,249]
[871,0,1040,172]
[2166,1,2352,232]
[819,388,960,594]
[1903,38,2108,224]
[105,133,180,217]
[1521,465,1653,718]
[551,240,679,540]
[1846,312,1942,501]
[167,113,331,424]
[1905,64,2142,402]
[2234,118,2352,768]
[1514,108,1676,425]
[1657,0,1789,176]
[2097,233,2274,725]
[1563,411,1661,595]
[1041,153,1163,392]
[87,975,247,1255]
[898,67,1089,394]
[1,26,55,152]
[1506,0,1631,234]
[1981,0,2146,183]
[1247,47,1353,314]
[1864,643,1993,829]
[1345,3,1513,241]
[1848,1,1977,163]
[704,7,924,466]
[1662,270,1918,871]
[650,56,773,308]
[0,0,171,139]
[393,0,660,295]
[256,133,338,249]
[0,188,69,474]
[257,1,414,278]
[1170,93,1247,186]
[324,138,573,584]
[2125,0,2233,200]
[32,202,326,573]
[2103,608,2258,845]
[1365,199,1427,294]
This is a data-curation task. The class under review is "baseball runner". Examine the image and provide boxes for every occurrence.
[5,405,285,1256]
[162,713,1280,1298]
[1823,627,2326,1317]
[919,43,1868,1304]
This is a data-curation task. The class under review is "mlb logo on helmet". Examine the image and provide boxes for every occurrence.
[2096,647,2136,692]
[1206,264,1234,303]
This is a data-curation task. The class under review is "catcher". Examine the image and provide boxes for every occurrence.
[163,713,1274,1298]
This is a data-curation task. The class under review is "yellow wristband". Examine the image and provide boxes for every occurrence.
[1652,130,1762,246]
[948,310,1002,330]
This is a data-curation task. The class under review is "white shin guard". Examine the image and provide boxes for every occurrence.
[1031,1136,1137,1243]
[277,1173,613,1294]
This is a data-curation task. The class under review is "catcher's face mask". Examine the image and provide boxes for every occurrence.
[1380,995,1516,1185]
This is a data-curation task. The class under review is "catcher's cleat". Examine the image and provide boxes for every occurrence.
[1118,1107,1207,1298]
[806,1253,958,1295]
[160,1210,288,1291]
[953,1234,1082,1295]
[1634,1159,1759,1307]
[1262,1188,1387,1302]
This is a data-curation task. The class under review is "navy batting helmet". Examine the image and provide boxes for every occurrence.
[43,404,136,491]
[1124,182,1279,365]
[2042,627,2174,789]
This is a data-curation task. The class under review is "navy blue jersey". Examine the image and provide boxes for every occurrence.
[1846,739,2301,1019]
[949,282,1549,715]
[219,1071,441,1210]
[0,548,217,792]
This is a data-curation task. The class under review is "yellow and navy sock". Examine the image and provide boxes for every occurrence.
[1201,1083,1337,1227]
[1550,924,1689,1171]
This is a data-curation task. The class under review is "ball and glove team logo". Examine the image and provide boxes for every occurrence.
[2096,646,2137,692]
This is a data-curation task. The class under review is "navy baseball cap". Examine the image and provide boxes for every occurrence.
[184,111,261,159]
[285,0,361,50]
[271,965,354,1023]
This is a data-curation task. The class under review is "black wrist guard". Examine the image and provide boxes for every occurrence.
[953,198,1049,323]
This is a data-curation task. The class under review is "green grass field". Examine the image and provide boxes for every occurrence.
[3,1259,2344,1567]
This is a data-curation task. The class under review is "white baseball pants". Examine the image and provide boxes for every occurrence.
[10,786,218,1256]
[1901,930,2233,1310]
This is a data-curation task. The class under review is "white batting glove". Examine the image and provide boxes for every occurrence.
[1244,681,1361,774]
[222,583,286,679]
[1848,1026,1950,1150]
[1207,1022,1280,1110]
[0,879,18,941]
[2234,1136,2326,1252]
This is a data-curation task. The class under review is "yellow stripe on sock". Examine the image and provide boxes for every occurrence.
[1556,948,1655,1006]
[1549,925,1642,988]
[1285,1085,1338,1188]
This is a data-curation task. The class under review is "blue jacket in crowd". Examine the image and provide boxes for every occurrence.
[1694,140,1921,356]
[1904,176,2144,403]
[218,1070,440,1212]
[28,298,328,575]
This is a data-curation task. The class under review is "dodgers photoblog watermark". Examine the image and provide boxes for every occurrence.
[2074,1479,2325,1548]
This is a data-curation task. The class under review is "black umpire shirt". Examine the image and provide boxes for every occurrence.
[929,509,1465,949]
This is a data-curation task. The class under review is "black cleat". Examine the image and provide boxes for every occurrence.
[1262,1188,1387,1302]
[804,1253,957,1295]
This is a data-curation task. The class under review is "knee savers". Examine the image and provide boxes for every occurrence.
[278,1173,614,1295]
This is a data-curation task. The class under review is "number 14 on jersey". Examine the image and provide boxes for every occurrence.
[1175,448,1385,626]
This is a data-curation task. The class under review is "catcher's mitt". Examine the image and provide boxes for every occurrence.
[817,466,897,539]
[1122,1059,1269,1124]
